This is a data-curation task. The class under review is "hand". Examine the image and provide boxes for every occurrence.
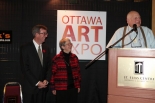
[78,88,80,93]
[37,81,47,89]
[43,80,48,85]
[52,90,56,95]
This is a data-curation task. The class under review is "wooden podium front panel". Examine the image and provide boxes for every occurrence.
[108,48,155,103]
[108,95,155,103]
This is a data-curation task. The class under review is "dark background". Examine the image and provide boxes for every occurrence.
[0,0,152,103]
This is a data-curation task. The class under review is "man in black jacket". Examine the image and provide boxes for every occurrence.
[20,24,51,103]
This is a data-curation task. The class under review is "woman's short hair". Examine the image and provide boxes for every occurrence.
[59,38,70,50]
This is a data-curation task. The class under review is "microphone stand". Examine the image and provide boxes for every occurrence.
[85,29,135,69]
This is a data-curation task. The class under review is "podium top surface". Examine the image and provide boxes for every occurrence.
[108,48,155,50]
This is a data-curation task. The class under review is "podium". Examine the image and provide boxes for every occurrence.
[108,48,155,103]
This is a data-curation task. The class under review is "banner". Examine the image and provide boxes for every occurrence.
[0,30,12,43]
[57,10,107,60]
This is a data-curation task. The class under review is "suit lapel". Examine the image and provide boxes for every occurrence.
[42,45,46,67]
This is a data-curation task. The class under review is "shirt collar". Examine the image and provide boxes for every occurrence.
[33,39,42,50]
[127,25,133,31]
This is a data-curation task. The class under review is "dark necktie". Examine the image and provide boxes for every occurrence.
[38,45,43,66]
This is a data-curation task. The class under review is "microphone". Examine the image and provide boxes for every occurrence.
[133,24,138,34]
[85,24,138,69]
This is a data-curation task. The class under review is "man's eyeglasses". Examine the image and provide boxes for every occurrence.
[39,32,48,36]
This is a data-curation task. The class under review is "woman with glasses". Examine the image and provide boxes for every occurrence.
[50,38,81,103]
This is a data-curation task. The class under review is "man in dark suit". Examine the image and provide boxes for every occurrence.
[20,24,51,103]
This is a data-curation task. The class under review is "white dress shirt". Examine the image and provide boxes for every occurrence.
[107,25,155,48]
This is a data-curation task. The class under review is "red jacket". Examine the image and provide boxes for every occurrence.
[50,51,81,90]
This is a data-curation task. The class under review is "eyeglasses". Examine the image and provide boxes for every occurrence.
[65,43,72,46]
[129,35,142,48]
[39,32,48,36]
[131,39,142,48]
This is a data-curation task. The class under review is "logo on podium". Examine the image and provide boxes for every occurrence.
[135,61,143,74]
